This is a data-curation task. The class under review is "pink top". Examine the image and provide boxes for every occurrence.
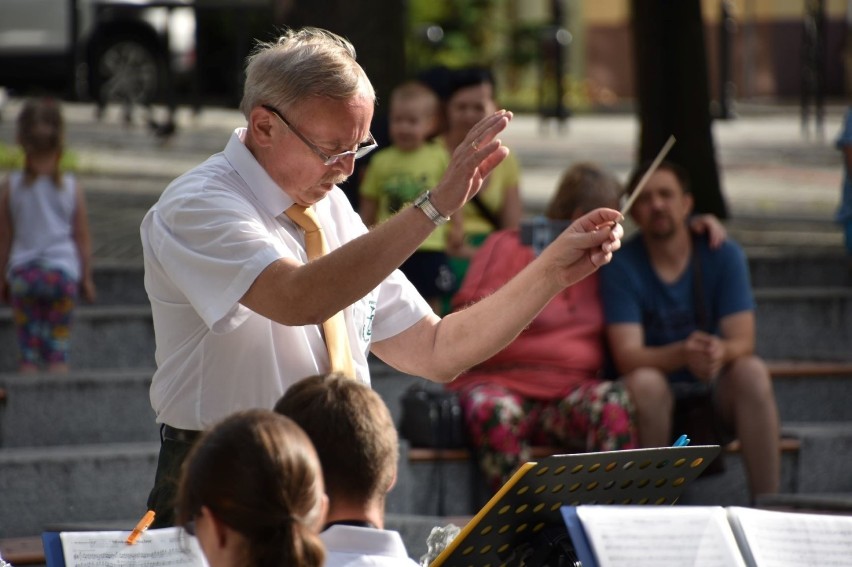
[447,229,606,400]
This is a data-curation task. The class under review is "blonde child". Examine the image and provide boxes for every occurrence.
[359,80,459,313]
[0,98,96,373]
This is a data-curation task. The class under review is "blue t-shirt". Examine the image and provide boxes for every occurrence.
[600,234,754,383]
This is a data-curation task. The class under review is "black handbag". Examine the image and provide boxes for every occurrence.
[398,385,467,449]
[672,382,728,475]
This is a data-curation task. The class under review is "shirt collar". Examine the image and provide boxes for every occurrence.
[319,525,409,557]
[224,127,294,217]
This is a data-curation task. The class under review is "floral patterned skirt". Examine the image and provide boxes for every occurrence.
[457,380,638,493]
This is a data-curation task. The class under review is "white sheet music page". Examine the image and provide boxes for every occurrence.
[576,505,746,567]
[60,527,208,567]
[727,506,852,567]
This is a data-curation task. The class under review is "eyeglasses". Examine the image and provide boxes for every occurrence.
[262,104,378,166]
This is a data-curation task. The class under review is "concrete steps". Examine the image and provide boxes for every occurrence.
[0,370,157,447]
[747,254,852,288]
[7,246,844,309]
[91,263,146,306]
[680,422,852,509]
[1,285,849,373]
[771,362,852,422]
[76,251,852,305]
[0,247,848,544]
[753,287,852,361]
[0,359,842,449]
[0,442,158,538]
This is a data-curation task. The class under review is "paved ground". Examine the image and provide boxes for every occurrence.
[0,98,847,264]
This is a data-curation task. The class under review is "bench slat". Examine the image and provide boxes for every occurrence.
[409,445,562,462]
[0,536,44,565]
[768,361,852,378]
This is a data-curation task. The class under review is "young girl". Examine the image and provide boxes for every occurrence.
[0,98,96,373]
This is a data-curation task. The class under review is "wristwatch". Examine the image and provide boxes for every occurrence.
[413,191,450,226]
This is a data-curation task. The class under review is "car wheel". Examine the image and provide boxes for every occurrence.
[92,36,162,108]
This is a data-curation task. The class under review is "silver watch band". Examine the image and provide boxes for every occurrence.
[414,191,450,226]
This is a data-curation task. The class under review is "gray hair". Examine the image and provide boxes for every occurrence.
[240,27,376,117]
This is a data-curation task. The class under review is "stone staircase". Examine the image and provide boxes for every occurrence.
[0,247,851,563]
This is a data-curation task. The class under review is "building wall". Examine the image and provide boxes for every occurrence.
[574,0,848,101]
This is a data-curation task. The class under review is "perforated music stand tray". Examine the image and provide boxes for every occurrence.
[429,445,721,567]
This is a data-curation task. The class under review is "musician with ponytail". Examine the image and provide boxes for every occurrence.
[176,409,328,567]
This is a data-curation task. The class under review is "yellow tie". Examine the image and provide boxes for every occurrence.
[285,204,356,378]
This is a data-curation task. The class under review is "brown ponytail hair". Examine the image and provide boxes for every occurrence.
[177,410,326,567]
[16,98,65,186]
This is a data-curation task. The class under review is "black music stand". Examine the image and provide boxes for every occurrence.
[430,445,721,567]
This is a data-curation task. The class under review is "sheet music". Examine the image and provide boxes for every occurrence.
[727,506,852,567]
[60,527,207,567]
[576,506,746,567]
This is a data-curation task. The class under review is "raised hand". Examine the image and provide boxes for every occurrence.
[430,110,513,216]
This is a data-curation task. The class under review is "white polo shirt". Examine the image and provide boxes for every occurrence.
[141,128,431,430]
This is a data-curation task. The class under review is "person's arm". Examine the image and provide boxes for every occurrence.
[71,180,96,303]
[606,322,689,376]
[445,211,465,258]
[371,207,623,382]
[0,179,11,304]
[688,214,727,249]
[241,110,513,325]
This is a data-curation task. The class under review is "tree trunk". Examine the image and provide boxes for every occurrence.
[631,0,727,218]
[273,0,406,117]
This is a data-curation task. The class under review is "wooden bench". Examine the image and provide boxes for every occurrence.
[0,536,44,565]
[409,444,564,463]
[766,360,852,378]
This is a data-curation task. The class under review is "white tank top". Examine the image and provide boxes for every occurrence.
[6,170,81,281]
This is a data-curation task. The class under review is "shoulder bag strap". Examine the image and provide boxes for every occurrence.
[691,235,710,332]
[470,193,502,230]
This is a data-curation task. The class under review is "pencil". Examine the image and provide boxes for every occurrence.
[126,510,156,545]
